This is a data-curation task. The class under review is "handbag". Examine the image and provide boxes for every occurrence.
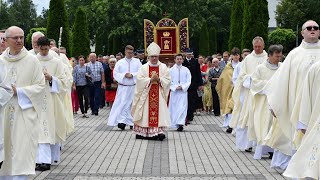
[110,82,118,90]
[85,66,94,86]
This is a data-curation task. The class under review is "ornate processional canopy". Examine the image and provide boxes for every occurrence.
[144,18,189,59]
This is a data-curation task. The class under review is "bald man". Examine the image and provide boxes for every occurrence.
[0,26,45,179]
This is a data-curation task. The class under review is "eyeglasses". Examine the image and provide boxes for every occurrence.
[305,26,319,31]
[7,36,24,41]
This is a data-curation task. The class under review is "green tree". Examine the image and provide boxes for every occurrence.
[268,28,296,54]
[241,0,269,50]
[209,27,217,55]
[7,0,37,33]
[71,7,90,58]
[199,23,210,56]
[95,33,104,55]
[112,35,123,55]
[90,0,232,55]
[36,8,49,28]
[0,1,12,30]
[107,36,113,55]
[47,0,71,56]
[276,0,320,30]
[228,0,244,51]
[25,27,47,47]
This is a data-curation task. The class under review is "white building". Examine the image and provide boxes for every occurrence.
[268,0,281,30]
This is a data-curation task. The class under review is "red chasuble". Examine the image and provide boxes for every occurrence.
[148,66,160,127]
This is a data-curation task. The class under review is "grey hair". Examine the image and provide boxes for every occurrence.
[31,31,44,40]
[252,36,265,45]
[109,58,117,62]
[49,39,56,45]
[268,44,283,55]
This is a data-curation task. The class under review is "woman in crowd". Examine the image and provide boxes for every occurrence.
[72,55,91,118]
[70,57,79,114]
[202,57,213,114]
[105,58,118,107]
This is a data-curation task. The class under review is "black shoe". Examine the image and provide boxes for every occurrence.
[136,134,144,139]
[226,127,233,134]
[158,134,166,141]
[177,125,184,132]
[94,112,98,116]
[214,114,220,116]
[35,163,51,171]
[0,161,2,169]
[130,126,133,130]
[118,123,125,130]
[268,152,274,159]
[245,147,252,152]
[147,136,159,140]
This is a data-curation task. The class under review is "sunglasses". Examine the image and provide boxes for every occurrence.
[305,26,319,31]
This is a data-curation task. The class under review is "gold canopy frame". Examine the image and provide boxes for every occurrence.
[144,18,189,63]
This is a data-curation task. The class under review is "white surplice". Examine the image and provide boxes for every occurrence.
[264,40,320,150]
[0,47,45,176]
[0,61,13,163]
[35,53,67,164]
[59,53,74,136]
[108,57,142,126]
[169,64,191,128]
[250,60,280,159]
[230,50,268,151]
[282,61,320,178]
[294,61,320,147]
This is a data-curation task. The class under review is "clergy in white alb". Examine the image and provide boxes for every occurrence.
[108,45,142,130]
[50,47,74,137]
[0,26,45,179]
[250,45,283,160]
[169,54,191,131]
[264,20,320,151]
[283,117,320,179]
[282,61,320,179]
[132,42,171,140]
[295,61,320,138]
[0,60,14,164]
[34,37,68,171]
[216,47,240,133]
[230,37,268,151]
[59,50,74,135]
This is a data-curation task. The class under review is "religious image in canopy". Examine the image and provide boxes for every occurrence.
[144,18,189,63]
[157,30,176,54]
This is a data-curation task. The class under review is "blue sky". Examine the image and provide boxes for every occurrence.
[32,0,50,15]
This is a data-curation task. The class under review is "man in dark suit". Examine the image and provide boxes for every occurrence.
[182,48,203,123]
[136,49,147,64]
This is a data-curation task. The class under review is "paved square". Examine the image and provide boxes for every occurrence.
[31,108,287,180]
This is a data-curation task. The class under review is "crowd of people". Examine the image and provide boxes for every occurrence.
[0,19,320,180]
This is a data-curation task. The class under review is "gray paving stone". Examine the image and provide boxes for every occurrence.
[30,108,288,180]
